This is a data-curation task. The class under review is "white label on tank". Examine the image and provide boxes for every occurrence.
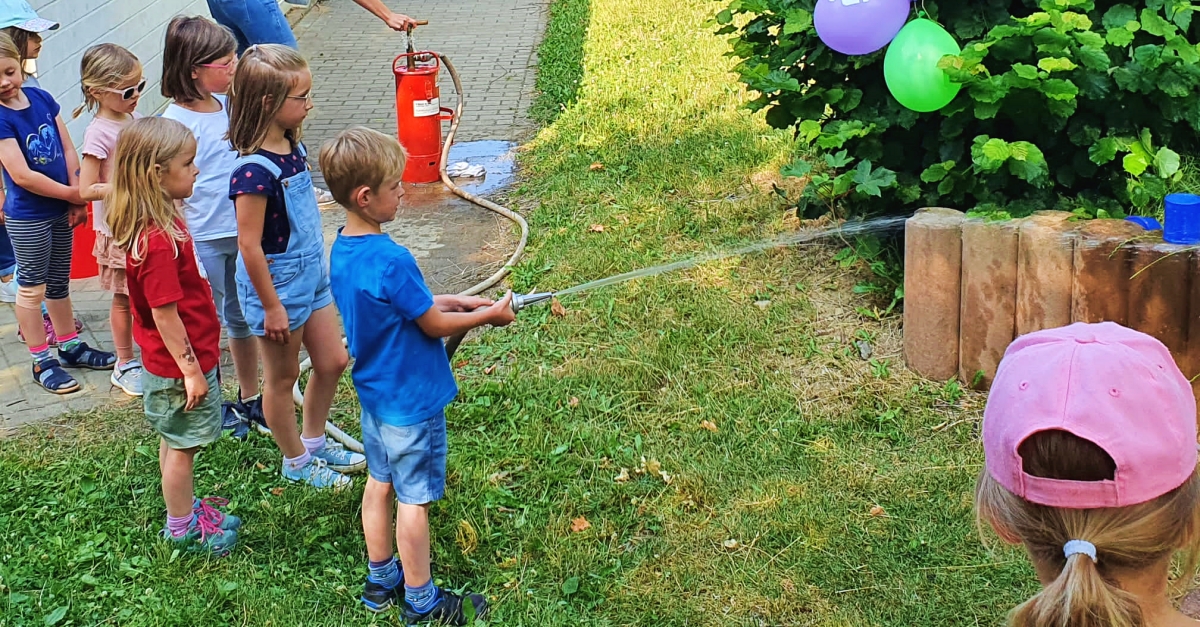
[413,98,440,117]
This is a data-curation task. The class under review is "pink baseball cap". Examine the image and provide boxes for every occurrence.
[983,322,1198,509]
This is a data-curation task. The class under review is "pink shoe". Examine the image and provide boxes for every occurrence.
[16,315,82,347]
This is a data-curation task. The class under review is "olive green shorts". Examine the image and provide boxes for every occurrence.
[143,368,222,450]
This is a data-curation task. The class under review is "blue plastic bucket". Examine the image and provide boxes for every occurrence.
[1164,193,1200,245]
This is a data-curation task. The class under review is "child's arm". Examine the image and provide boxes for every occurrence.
[433,294,496,312]
[151,303,209,410]
[415,291,515,339]
[235,193,290,343]
[78,155,108,202]
[0,138,83,204]
[57,115,87,227]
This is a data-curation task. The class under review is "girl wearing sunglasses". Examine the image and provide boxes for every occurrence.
[74,43,145,397]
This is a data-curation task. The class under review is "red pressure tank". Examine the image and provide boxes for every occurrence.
[394,52,454,183]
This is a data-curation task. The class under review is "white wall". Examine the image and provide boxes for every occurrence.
[28,0,213,144]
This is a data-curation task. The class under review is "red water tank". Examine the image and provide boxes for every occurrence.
[394,52,454,183]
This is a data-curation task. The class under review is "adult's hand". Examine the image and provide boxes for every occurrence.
[384,12,420,31]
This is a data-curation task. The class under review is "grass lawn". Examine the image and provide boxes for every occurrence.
[0,0,1042,625]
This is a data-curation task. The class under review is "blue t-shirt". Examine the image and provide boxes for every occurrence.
[330,231,458,426]
[0,87,68,220]
[228,144,307,254]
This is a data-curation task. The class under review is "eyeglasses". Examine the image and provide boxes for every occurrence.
[198,59,237,72]
[286,93,314,104]
[101,78,146,101]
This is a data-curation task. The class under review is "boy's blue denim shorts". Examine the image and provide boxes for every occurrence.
[236,252,332,336]
[361,409,447,505]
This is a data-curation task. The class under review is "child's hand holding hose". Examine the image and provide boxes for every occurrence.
[486,291,516,327]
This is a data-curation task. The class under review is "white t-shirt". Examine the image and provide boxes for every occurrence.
[161,95,239,241]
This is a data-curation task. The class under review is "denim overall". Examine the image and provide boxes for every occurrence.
[234,143,331,336]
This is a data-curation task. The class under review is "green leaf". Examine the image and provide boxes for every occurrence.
[824,150,852,169]
[758,69,801,94]
[1124,151,1151,175]
[1076,45,1111,70]
[1155,146,1181,178]
[972,136,1012,173]
[1060,12,1093,30]
[716,8,733,25]
[1158,68,1193,97]
[781,8,812,35]
[1106,27,1136,46]
[1133,44,1165,70]
[562,577,580,596]
[44,607,68,627]
[796,120,821,145]
[975,100,1003,119]
[218,581,239,594]
[832,171,855,196]
[1006,141,1050,185]
[1013,63,1041,80]
[1141,8,1175,36]
[969,75,1010,103]
[1089,137,1121,164]
[1074,30,1106,48]
[781,158,812,178]
[1041,78,1080,100]
[852,160,896,197]
[920,161,957,183]
[1103,4,1138,29]
[1037,57,1078,72]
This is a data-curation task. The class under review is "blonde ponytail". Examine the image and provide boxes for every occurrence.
[1009,551,1142,627]
[976,429,1200,627]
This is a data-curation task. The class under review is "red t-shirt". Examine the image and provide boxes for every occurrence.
[125,223,221,379]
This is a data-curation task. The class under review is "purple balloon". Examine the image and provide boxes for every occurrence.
[814,0,912,56]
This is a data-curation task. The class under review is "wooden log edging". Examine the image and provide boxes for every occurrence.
[902,210,1200,393]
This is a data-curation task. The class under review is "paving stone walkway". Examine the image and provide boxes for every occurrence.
[0,0,547,433]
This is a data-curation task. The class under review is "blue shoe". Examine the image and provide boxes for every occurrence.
[236,393,270,436]
[282,458,352,490]
[402,588,489,625]
[221,402,249,441]
[311,442,366,473]
[362,578,401,613]
[32,358,80,395]
[110,359,144,397]
[59,341,116,370]
[160,515,238,556]
[193,497,242,531]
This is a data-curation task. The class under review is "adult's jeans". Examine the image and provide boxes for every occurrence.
[206,0,298,54]
[0,221,15,277]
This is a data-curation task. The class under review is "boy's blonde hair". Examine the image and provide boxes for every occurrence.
[318,126,407,207]
[227,44,308,155]
[73,43,140,118]
[161,15,237,103]
[106,117,195,263]
[976,429,1200,627]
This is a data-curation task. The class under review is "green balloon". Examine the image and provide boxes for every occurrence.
[884,19,962,113]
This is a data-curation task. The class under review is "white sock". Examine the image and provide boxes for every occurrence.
[283,451,312,471]
[301,434,326,454]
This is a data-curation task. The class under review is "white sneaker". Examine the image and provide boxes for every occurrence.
[314,187,336,206]
[111,359,144,397]
[0,278,15,303]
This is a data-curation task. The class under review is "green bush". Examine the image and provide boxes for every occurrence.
[720,0,1200,218]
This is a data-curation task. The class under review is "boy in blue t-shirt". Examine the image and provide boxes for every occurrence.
[322,127,514,624]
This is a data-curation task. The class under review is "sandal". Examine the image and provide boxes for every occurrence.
[59,341,117,370]
[33,358,80,394]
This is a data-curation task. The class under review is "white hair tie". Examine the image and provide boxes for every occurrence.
[1063,539,1097,562]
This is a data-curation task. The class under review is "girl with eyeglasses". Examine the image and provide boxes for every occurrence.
[74,43,146,397]
[226,44,358,489]
[161,15,263,432]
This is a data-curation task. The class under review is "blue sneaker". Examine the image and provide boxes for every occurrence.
[221,402,250,441]
[193,497,241,531]
[362,578,401,613]
[160,514,238,556]
[311,442,366,473]
[282,458,352,490]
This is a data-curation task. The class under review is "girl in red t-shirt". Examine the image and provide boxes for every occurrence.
[107,117,241,555]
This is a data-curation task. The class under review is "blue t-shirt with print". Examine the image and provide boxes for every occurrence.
[330,231,458,426]
[0,87,68,220]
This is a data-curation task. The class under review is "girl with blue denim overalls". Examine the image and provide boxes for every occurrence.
[227,44,359,489]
